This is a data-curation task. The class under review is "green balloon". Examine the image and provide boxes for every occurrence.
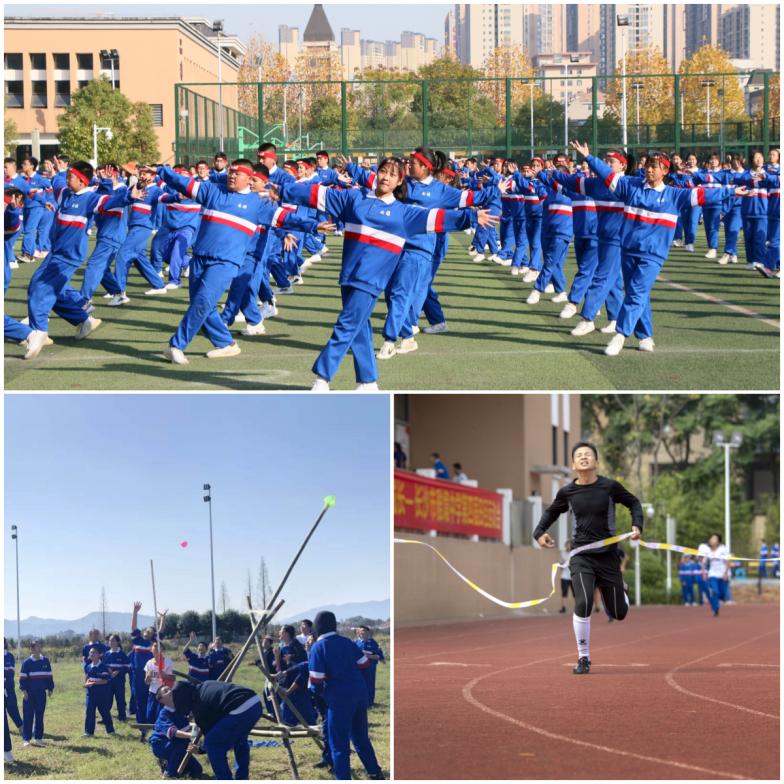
[324,495,336,508]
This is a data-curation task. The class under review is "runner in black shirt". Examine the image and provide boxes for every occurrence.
[533,441,643,675]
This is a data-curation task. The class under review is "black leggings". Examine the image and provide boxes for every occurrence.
[570,550,629,621]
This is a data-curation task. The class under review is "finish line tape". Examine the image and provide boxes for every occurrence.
[394,534,780,610]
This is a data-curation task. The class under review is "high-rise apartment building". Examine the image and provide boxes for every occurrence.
[454,4,526,68]
[719,4,780,70]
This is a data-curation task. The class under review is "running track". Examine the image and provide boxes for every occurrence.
[394,605,779,779]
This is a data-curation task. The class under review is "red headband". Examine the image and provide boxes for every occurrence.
[317,153,329,159]
[230,165,254,177]
[653,154,671,171]
[411,152,434,171]
[283,162,297,172]
[300,162,315,170]
[606,152,627,167]
[442,168,457,178]
[531,157,544,166]
[260,151,277,160]
[69,167,91,186]
[252,171,269,182]
[4,194,12,205]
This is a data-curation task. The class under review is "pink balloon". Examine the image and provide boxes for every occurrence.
[180,540,189,548]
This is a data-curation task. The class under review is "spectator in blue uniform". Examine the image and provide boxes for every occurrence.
[3,639,22,731]
[19,640,54,746]
[275,636,316,727]
[103,634,130,722]
[81,628,108,663]
[182,632,211,683]
[354,627,385,707]
[678,555,695,606]
[689,556,707,605]
[432,453,450,479]
[83,647,116,737]
[772,542,780,578]
[308,610,383,781]
[148,702,203,779]
[207,637,233,681]
[130,601,162,733]
[759,539,768,578]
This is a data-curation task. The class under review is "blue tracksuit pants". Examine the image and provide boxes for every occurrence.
[203,700,262,780]
[534,236,569,294]
[313,285,378,384]
[109,674,126,720]
[115,226,165,291]
[681,580,695,604]
[568,236,599,305]
[85,686,114,735]
[499,214,514,258]
[473,222,500,255]
[21,208,46,256]
[616,252,662,340]
[361,664,378,706]
[146,692,162,724]
[765,220,779,271]
[500,215,529,267]
[170,255,238,351]
[165,228,193,286]
[5,228,21,265]
[707,577,729,613]
[702,206,721,249]
[420,235,449,326]
[326,689,381,781]
[4,711,10,753]
[5,314,32,342]
[581,242,623,322]
[4,682,22,727]
[685,206,701,245]
[80,240,122,300]
[221,254,263,328]
[722,207,742,255]
[151,736,204,778]
[525,214,543,270]
[27,256,91,331]
[743,217,768,264]
[150,226,170,274]
[21,691,46,741]
[37,209,54,253]
[131,669,150,724]
[266,230,289,288]
[304,231,324,255]
[384,248,430,341]
[280,687,317,727]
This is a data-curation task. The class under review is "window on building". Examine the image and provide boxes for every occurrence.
[54,80,71,107]
[53,53,70,70]
[5,80,23,108]
[30,53,46,70]
[4,53,22,70]
[31,80,47,108]
[76,53,94,70]
[149,104,163,126]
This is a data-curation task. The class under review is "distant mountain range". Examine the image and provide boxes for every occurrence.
[5,599,390,638]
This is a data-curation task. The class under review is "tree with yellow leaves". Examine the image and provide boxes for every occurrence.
[604,45,674,127]
[480,45,540,122]
[752,73,779,121]
[237,35,292,122]
[678,45,747,126]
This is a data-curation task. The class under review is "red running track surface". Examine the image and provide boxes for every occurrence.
[393,605,779,780]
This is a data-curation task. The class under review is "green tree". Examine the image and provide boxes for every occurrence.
[178,610,202,637]
[4,102,18,157]
[57,77,159,163]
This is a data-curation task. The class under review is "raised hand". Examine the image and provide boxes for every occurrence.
[133,601,143,612]
[570,140,590,159]
[497,178,510,194]
[475,209,500,229]
[316,221,336,233]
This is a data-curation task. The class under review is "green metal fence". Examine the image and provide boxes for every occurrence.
[175,71,779,164]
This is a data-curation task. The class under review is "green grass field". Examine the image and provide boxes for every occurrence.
[4,650,389,780]
[4,231,779,390]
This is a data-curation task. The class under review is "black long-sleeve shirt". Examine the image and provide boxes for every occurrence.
[173,681,258,735]
[533,476,643,553]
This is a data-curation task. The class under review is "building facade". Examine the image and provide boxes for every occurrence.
[4,16,244,163]
[719,4,780,71]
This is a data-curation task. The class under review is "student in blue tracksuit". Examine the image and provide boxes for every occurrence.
[51,155,70,201]
[156,172,202,290]
[498,162,529,274]
[83,647,116,736]
[308,611,383,781]
[129,601,159,729]
[277,157,497,389]
[103,634,130,721]
[682,154,702,253]
[4,639,22,730]
[668,157,694,248]
[715,155,746,265]
[354,627,385,707]
[470,159,503,260]
[19,640,54,746]
[276,631,317,727]
[4,191,33,344]
[160,679,263,780]
[759,540,769,578]
[21,161,130,360]
[734,151,769,269]
[145,160,309,364]
[678,556,695,606]
[207,637,234,681]
[573,141,744,356]
[182,632,211,683]
[19,157,52,261]
[758,170,780,278]
[691,154,727,259]
[521,158,545,281]
[771,542,780,578]
[432,452,450,479]
[144,642,175,724]
[689,557,707,605]
[81,629,109,663]
[148,703,203,779]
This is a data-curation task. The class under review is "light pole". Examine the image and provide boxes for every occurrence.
[11,526,20,660]
[203,483,217,641]
[529,80,535,158]
[632,81,644,145]
[563,54,580,153]
[713,432,743,554]
[718,86,725,159]
[702,79,715,139]
[99,49,119,89]
[213,20,225,150]
[617,15,630,150]
[91,124,113,168]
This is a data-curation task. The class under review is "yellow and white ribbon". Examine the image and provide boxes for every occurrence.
[394,534,780,610]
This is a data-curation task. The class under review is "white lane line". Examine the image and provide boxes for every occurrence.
[461,629,747,780]
[657,275,781,330]
[717,663,779,669]
[429,662,491,668]
[664,631,779,720]
[560,662,650,667]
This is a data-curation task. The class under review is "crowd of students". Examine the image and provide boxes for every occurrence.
[4,143,778,384]
[3,607,386,780]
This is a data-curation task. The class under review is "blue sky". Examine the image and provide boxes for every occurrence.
[4,394,390,620]
[6,2,451,44]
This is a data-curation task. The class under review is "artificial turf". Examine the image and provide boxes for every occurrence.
[4,231,779,390]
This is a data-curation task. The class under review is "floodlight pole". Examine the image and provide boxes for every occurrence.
[11,526,20,660]
[723,444,731,553]
[529,80,535,158]
[203,484,217,641]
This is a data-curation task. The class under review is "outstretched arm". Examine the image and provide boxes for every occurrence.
[131,601,141,633]
[532,488,570,547]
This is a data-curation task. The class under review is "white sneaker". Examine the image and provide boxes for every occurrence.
[107,293,130,306]
[334,229,343,237]
[158,271,165,279]
[321,246,330,255]
[718,253,731,265]
[30,739,44,747]
[498,258,512,267]
[705,248,717,259]
[467,247,479,257]
[103,292,113,299]
[571,319,595,336]
[411,325,420,335]
[463,228,473,235]
[604,333,626,356]
[163,345,189,365]
[232,311,247,324]
[21,317,29,325]
[423,322,448,334]
[4,751,14,762]
[308,253,322,263]
[260,302,278,319]
[672,239,683,247]
[685,243,694,252]
[376,340,397,360]
[730,255,738,264]
[290,275,304,285]
[82,302,95,314]
[206,342,241,359]
[526,289,541,305]
[144,287,167,296]
[75,316,102,340]
[523,269,539,283]
[472,254,486,263]
[355,382,379,391]
[164,282,180,291]
[272,285,294,295]
[600,320,617,334]
[311,377,330,391]
[544,283,555,294]
[241,322,266,336]
[551,292,568,304]
[9,260,18,269]
[23,330,50,360]
[300,258,312,270]
[182,266,190,277]
[22,742,30,748]
[745,262,755,270]
[397,337,418,354]
[511,267,520,276]
[638,337,655,352]
[559,302,578,319]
